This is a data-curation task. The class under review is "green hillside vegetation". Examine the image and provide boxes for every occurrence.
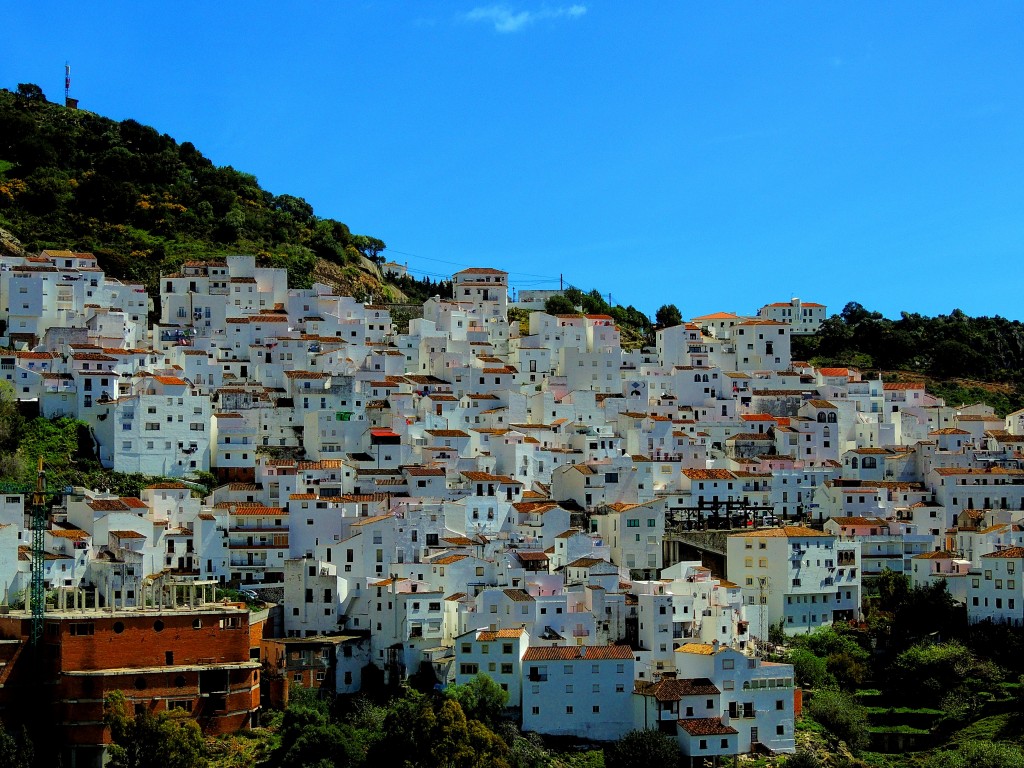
[794,302,1024,415]
[771,571,1024,768]
[89,676,609,768]
[0,83,386,295]
[544,286,653,349]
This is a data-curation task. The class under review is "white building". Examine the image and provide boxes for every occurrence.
[756,299,826,335]
[967,547,1024,626]
[727,526,861,637]
[521,645,635,741]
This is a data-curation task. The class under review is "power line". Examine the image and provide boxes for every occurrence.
[383,247,561,281]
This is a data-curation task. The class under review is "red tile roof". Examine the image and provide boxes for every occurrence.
[678,717,738,736]
[522,645,634,661]
[983,547,1024,559]
[636,677,720,700]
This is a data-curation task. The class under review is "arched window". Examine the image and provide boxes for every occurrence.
[863,457,877,469]
[694,374,701,382]
[702,374,709,383]
[827,413,837,423]
[851,457,859,469]
[817,413,826,423]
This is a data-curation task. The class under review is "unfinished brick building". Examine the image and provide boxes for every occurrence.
[0,580,263,767]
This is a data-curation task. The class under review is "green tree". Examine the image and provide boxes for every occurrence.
[604,729,680,768]
[789,626,870,690]
[274,705,367,768]
[825,650,867,689]
[350,234,387,264]
[104,691,208,768]
[365,690,510,768]
[789,648,833,689]
[563,287,585,307]
[805,689,869,755]
[544,295,577,315]
[15,84,46,103]
[886,640,1000,707]
[655,304,682,328]
[445,673,509,729]
[768,618,787,647]
[0,381,24,457]
[14,416,87,486]
[875,567,910,613]
[580,289,610,315]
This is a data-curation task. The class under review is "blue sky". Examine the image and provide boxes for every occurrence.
[4,3,1024,320]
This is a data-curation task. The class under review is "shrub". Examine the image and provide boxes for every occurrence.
[806,689,869,755]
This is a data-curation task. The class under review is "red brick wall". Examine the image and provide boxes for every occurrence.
[0,613,259,745]
[52,611,251,671]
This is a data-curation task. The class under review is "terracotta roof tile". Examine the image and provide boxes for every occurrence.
[678,717,738,736]
[522,645,633,661]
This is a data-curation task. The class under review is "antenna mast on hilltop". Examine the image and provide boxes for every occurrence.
[64,62,78,109]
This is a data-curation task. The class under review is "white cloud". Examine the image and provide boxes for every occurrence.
[464,4,587,33]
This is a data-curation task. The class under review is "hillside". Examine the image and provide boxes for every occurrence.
[793,302,1024,416]
[0,82,399,300]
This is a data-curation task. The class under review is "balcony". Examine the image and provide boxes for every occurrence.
[229,559,268,568]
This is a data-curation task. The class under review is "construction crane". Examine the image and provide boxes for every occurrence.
[0,458,50,647]
[29,458,47,647]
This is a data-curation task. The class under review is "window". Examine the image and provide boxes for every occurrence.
[565,706,573,714]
